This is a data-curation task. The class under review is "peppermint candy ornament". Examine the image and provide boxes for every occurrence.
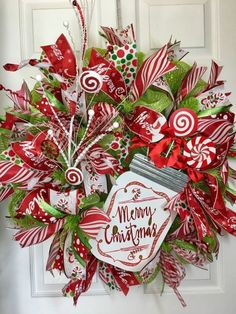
[65,167,83,185]
[79,70,103,93]
[184,136,216,169]
[169,108,198,137]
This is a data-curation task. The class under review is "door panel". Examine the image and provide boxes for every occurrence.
[1,0,236,313]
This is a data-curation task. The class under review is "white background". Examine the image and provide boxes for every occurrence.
[1,0,236,314]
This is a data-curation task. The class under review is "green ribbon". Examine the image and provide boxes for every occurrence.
[39,200,66,219]
[173,239,197,252]
[79,193,101,210]
[9,110,48,124]
[197,105,231,117]
[44,90,69,113]
[76,228,92,250]
[0,128,11,135]
[203,235,217,253]
[226,185,236,196]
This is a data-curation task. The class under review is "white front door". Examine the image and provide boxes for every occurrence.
[1,0,236,313]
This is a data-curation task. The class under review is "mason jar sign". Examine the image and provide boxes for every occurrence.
[90,154,188,271]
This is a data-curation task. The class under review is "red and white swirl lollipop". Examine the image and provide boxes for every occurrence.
[79,70,103,93]
[65,167,83,185]
[169,108,198,137]
[184,136,216,169]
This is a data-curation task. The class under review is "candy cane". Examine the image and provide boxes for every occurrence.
[72,0,87,60]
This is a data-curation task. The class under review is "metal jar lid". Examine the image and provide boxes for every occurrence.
[129,154,189,193]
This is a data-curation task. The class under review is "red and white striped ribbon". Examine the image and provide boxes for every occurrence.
[0,162,40,185]
[4,59,50,72]
[176,62,207,103]
[46,232,62,271]
[160,250,186,307]
[208,60,223,89]
[129,45,176,103]
[14,219,64,247]
[198,118,234,145]
[79,207,110,239]
[72,0,87,60]
[0,187,14,202]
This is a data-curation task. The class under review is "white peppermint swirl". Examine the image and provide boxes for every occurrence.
[115,87,126,97]
[79,70,103,93]
[173,111,196,137]
[65,167,83,185]
[184,137,216,169]
[191,143,210,161]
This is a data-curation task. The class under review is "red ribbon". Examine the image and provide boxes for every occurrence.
[184,174,236,240]
[149,137,183,168]
[130,135,203,182]
[105,264,140,295]
[63,256,98,305]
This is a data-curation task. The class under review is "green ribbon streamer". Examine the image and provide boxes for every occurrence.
[0,128,11,135]
[76,228,92,250]
[9,110,48,124]
[226,185,236,196]
[173,239,197,252]
[203,235,217,253]
[44,90,69,113]
[197,105,231,117]
[79,193,101,210]
[39,200,66,219]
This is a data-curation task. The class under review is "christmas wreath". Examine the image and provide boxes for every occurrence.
[1,0,236,307]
